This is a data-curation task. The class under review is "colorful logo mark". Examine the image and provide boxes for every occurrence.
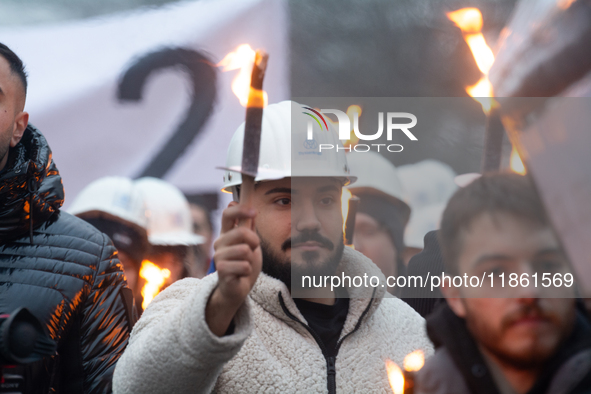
[302,106,328,131]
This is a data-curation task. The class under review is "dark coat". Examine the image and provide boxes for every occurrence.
[0,125,134,393]
[416,303,591,394]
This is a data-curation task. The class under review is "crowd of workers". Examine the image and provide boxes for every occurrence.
[1,41,590,394]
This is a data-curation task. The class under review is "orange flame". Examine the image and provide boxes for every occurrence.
[341,188,353,233]
[218,44,268,107]
[385,359,405,394]
[140,260,171,309]
[447,8,495,113]
[325,105,363,148]
[403,350,425,372]
[558,0,577,9]
[510,146,526,175]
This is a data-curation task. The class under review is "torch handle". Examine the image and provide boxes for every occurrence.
[344,196,360,246]
[239,49,269,227]
[239,175,255,228]
[481,109,505,173]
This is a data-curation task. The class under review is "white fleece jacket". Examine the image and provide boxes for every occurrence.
[113,247,433,393]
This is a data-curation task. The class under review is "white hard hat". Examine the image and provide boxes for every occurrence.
[404,202,446,249]
[135,177,204,246]
[221,100,355,193]
[346,151,411,224]
[397,160,457,211]
[69,176,147,231]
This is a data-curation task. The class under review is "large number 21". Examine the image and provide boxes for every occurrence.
[118,47,217,179]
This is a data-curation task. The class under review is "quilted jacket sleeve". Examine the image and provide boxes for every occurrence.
[80,234,134,394]
[112,273,253,394]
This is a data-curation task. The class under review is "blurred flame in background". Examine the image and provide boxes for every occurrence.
[325,104,363,148]
[218,44,269,107]
[140,260,171,309]
[447,8,495,114]
[403,350,425,372]
[510,147,527,175]
[448,8,527,174]
[341,188,353,233]
[385,359,405,394]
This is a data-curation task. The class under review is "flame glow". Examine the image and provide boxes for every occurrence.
[403,350,425,372]
[558,0,577,9]
[140,260,171,309]
[341,188,353,233]
[345,105,362,147]
[447,8,496,114]
[326,105,362,148]
[218,44,268,107]
[385,359,405,394]
[510,146,526,175]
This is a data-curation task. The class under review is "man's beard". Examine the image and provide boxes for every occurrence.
[465,300,571,369]
[260,229,345,289]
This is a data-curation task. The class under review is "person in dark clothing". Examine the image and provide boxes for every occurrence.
[0,43,134,393]
[346,151,411,295]
[416,173,591,394]
[401,230,445,318]
[69,176,150,313]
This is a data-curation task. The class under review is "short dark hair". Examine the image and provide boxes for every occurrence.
[0,43,28,96]
[439,173,550,274]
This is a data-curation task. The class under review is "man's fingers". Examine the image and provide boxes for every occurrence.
[214,244,256,264]
[214,226,260,252]
[220,205,257,233]
[216,260,252,278]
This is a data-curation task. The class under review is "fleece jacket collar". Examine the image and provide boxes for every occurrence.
[249,246,386,340]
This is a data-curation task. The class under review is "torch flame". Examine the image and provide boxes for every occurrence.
[510,146,527,175]
[140,260,171,310]
[403,350,425,372]
[218,44,268,107]
[326,105,363,148]
[447,8,496,114]
[341,188,353,233]
[385,359,405,394]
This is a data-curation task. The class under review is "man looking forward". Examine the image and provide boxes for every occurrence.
[114,101,432,393]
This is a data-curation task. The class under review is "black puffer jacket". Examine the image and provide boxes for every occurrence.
[0,125,134,393]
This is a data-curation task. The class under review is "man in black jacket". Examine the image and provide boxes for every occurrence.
[416,173,591,394]
[0,43,134,393]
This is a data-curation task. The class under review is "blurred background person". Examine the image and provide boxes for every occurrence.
[397,159,457,264]
[397,161,457,317]
[403,202,446,266]
[346,151,411,295]
[135,177,204,310]
[69,176,149,312]
[188,201,214,278]
[417,173,591,394]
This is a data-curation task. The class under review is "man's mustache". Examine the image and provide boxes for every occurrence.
[502,302,557,329]
[282,231,335,252]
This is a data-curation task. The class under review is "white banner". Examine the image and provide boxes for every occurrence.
[0,0,289,206]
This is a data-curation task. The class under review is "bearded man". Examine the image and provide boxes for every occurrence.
[113,101,432,393]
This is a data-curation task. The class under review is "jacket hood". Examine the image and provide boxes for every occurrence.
[0,124,64,242]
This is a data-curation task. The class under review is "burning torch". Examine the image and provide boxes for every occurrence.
[239,50,269,221]
[386,350,425,394]
[447,8,507,173]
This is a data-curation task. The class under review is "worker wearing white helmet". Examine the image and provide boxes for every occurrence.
[134,177,205,297]
[69,176,149,309]
[345,151,411,295]
[114,100,432,394]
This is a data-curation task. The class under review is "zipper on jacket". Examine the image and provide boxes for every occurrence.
[278,289,376,394]
[326,356,336,394]
[27,177,38,244]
